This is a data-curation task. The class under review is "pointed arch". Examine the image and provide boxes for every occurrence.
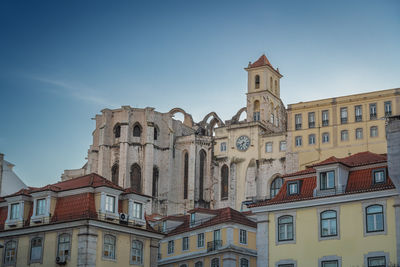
[133,123,142,137]
[183,151,189,199]
[113,123,121,138]
[168,107,194,127]
[231,107,247,123]
[153,125,159,140]
[198,149,206,201]
[111,163,119,185]
[221,164,229,200]
[152,166,159,197]
[130,163,142,193]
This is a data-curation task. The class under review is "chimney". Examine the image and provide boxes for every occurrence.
[386,116,400,193]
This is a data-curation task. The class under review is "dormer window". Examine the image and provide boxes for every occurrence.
[10,203,21,220]
[190,213,196,226]
[132,202,143,219]
[373,169,386,184]
[255,75,260,89]
[288,182,299,195]
[162,221,167,232]
[320,171,335,190]
[105,195,116,213]
[35,198,46,216]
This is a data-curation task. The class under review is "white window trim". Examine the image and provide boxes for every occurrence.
[239,229,247,245]
[6,201,24,226]
[275,259,297,267]
[128,199,146,224]
[31,195,51,221]
[275,211,296,245]
[29,234,45,264]
[3,238,18,266]
[197,233,205,248]
[102,233,117,262]
[317,206,340,241]
[318,255,342,267]
[363,251,389,267]
[130,236,145,265]
[362,199,387,237]
[100,192,119,219]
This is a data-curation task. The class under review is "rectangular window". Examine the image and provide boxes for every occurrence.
[340,107,348,124]
[10,203,20,220]
[288,182,299,195]
[355,105,362,122]
[322,110,329,126]
[167,240,174,254]
[322,260,338,267]
[384,101,392,116]
[133,202,143,219]
[220,142,227,152]
[190,213,196,226]
[36,199,46,216]
[320,210,337,237]
[265,142,273,153]
[239,229,247,244]
[322,133,329,143]
[295,114,302,130]
[341,130,348,141]
[370,126,378,137]
[57,234,71,259]
[182,237,189,251]
[370,103,377,119]
[295,136,302,147]
[271,114,275,124]
[4,240,17,265]
[253,112,260,121]
[308,112,315,128]
[197,233,204,248]
[278,265,294,267]
[213,229,221,241]
[373,169,386,184]
[105,195,115,213]
[278,216,294,241]
[356,128,363,139]
[320,171,335,190]
[280,141,286,151]
[368,256,386,267]
[30,237,43,262]
[309,134,316,145]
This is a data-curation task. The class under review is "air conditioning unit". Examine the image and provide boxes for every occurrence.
[56,256,66,265]
[119,213,128,222]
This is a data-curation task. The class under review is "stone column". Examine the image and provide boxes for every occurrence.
[77,226,98,267]
[394,196,400,265]
[222,252,237,267]
[256,211,270,267]
[386,115,400,192]
[150,238,160,267]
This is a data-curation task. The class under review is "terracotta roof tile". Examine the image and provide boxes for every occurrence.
[0,207,8,230]
[51,193,97,222]
[311,152,387,168]
[248,54,273,69]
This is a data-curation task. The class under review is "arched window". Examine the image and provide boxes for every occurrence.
[183,152,189,199]
[199,150,206,200]
[240,258,249,267]
[130,164,142,193]
[195,261,203,267]
[30,237,43,262]
[278,215,293,241]
[57,233,71,259]
[114,124,121,138]
[221,164,229,200]
[366,205,384,232]
[133,123,142,137]
[253,100,260,121]
[103,234,116,259]
[211,258,220,267]
[255,75,260,89]
[154,126,158,140]
[270,177,283,198]
[131,240,143,264]
[4,240,17,264]
[152,166,159,197]
[111,163,119,185]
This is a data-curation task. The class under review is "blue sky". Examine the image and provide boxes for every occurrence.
[0,0,399,187]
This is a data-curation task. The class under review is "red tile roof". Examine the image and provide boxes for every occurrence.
[51,193,97,222]
[166,207,256,236]
[0,206,8,230]
[311,152,387,168]
[248,54,273,69]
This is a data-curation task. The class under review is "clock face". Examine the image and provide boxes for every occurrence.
[236,135,250,151]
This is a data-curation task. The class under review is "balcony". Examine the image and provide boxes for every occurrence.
[295,123,302,130]
[340,117,347,124]
[207,240,223,252]
[322,120,329,127]
[355,115,362,122]
[308,122,315,128]
[370,113,377,120]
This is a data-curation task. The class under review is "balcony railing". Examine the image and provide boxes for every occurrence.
[370,113,377,120]
[295,123,302,130]
[355,115,362,122]
[308,122,315,128]
[341,117,348,124]
[322,120,329,127]
[207,240,223,252]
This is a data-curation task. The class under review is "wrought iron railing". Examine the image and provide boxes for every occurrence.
[207,240,222,252]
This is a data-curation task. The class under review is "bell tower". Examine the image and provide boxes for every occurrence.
[245,54,283,125]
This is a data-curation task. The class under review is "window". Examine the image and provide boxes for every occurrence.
[168,240,174,254]
[322,133,329,143]
[255,75,260,89]
[162,221,167,232]
[355,105,362,121]
[152,166,159,197]
[179,236,188,251]
[131,240,143,264]
[10,203,20,220]
[133,202,143,219]
[214,229,221,241]
[384,101,392,116]
[220,142,227,152]
[103,234,116,260]
[105,195,115,213]
[35,199,46,216]
[270,177,283,198]
[308,112,315,128]
[295,136,302,147]
[197,233,204,248]
[199,150,206,201]
[133,124,141,137]
[211,258,220,267]
[356,128,363,139]
[183,152,189,199]
[280,141,286,151]
[288,182,299,195]
[190,213,196,226]
[320,210,337,237]
[130,163,142,193]
[373,169,386,184]
[240,258,249,267]
[322,110,329,126]
[114,124,121,138]
[111,163,119,185]
[368,256,386,267]
[30,237,43,262]
[265,142,273,152]
[278,216,293,241]
[321,260,338,267]
[309,134,316,145]
[271,114,275,124]
[4,240,17,265]
[239,229,247,244]
[221,164,229,200]
[340,107,348,124]
[320,171,335,190]
[370,126,378,137]
[195,261,203,267]
[253,112,260,121]
[340,130,348,141]
[366,205,384,232]
[154,126,158,140]
[57,234,71,259]
[295,114,302,130]
[370,103,377,119]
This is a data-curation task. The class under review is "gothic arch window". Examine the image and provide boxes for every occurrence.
[114,124,121,138]
[152,166,159,197]
[255,75,260,89]
[154,125,159,140]
[133,123,142,137]
[111,163,119,185]
[270,177,283,198]
[130,164,142,193]
[221,164,229,200]
[183,152,189,199]
[199,150,206,200]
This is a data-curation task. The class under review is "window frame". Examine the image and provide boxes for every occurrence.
[182,236,189,251]
[211,258,220,267]
[270,177,283,198]
[295,114,302,130]
[320,171,335,190]
[57,232,72,260]
[239,229,247,245]
[132,201,143,219]
[220,142,227,152]
[364,252,389,267]
[167,240,174,254]
[340,130,348,141]
[356,128,363,140]
[308,134,316,145]
[287,181,299,195]
[369,103,377,120]
[255,75,260,89]
[3,239,18,266]
[265,142,273,153]
[384,101,392,117]
[277,214,295,244]
[362,200,387,237]
[295,136,302,147]
[318,255,342,267]
[197,233,205,248]
[280,141,286,151]
[322,110,329,126]
[35,198,47,216]
[275,259,297,267]
[372,168,386,185]
[308,112,315,128]
[130,239,143,265]
[102,234,116,261]
[29,235,44,264]
[105,194,116,213]
[240,257,249,267]
[366,205,384,233]
[195,261,204,267]
[340,107,348,124]
[9,202,21,221]
[322,132,329,143]
[370,126,378,137]
[319,209,339,239]
[355,105,363,122]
